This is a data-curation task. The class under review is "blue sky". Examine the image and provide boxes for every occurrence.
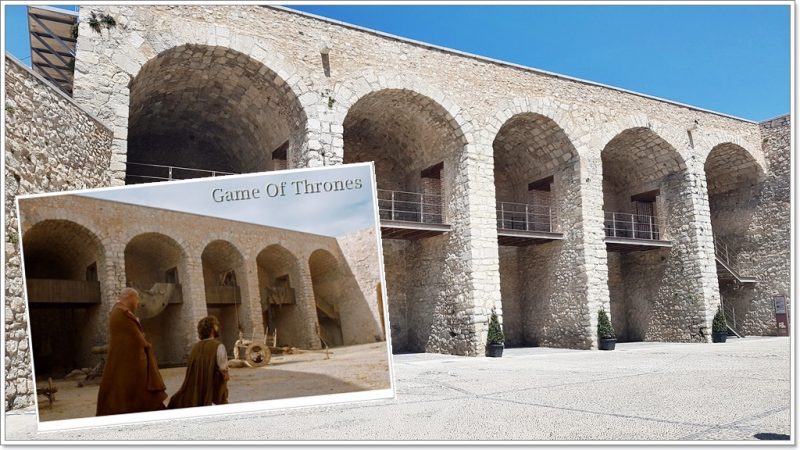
[77,164,377,237]
[3,4,791,121]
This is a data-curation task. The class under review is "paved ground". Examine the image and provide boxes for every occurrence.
[4,337,792,442]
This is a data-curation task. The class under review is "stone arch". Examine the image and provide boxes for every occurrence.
[601,126,688,222]
[308,249,345,347]
[704,142,766,198]
[22,219,107,376]
[125,43,310,183]
[333,72,480,354]
[331,70,475,148]
[124,232,190,365]
[600,125,706,343]
[201,240,248,355]
[484,97,589,159]
[488,103,590,349]
[255,244,309,347]
[696,131,767,175]
[703,141,767,331]
[308,249,380,347]
[592,115,691,167]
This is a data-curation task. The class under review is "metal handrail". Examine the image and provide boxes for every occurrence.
[713,236,732,267]
[604,211,661,240]
[720,299,742,337]
[125,161,237,183]
[377,189,444,224]
[496,201,554,232]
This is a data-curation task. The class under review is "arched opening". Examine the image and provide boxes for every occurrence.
[343,89,467,353]
[309,250,345,347]
[309,249,380,347]
[492,113,585,348]
[602,127,691,342]
[256,245,307,347]
[705,143,765,333]
[23,220,105,377]
[126,44,305,183]
[201,240,248,355]
[124,233,188,365]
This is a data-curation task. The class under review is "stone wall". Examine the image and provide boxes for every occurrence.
[4,56,114,409]
[717,116,791,335]
[68,4,766,357]
[333,226,385,344]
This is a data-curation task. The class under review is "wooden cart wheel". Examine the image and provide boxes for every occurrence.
[245,343,271,367]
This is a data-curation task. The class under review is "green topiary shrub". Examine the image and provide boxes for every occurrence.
[712,307,727,333]
[597,308,615,339]
[487,307,504,345]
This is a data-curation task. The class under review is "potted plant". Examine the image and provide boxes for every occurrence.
[485,307,504,357]
[598,308,616,350]
[712,307,728,343]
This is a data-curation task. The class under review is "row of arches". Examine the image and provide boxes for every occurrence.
[22,220,376,376]
[108,43,766,352]
[123,44,763,183]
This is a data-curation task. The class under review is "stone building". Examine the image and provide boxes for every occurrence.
[17,193,384,374]
[4,5,791,409]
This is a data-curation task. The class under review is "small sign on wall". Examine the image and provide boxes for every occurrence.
[774,296,789,336]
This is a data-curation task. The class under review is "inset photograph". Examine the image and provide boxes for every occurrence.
[16,163,392,429]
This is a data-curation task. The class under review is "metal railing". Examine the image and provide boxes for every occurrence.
[604,211,661,240]
[496,201,554,232]
[377,189,444,224]
[125,162,237,184]
[720,300,743,337]
[713,236,733,267]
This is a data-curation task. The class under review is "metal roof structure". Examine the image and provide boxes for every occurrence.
[27,6,78,96]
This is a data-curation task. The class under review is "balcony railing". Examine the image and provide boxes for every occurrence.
[125,162,237,184]
[25,279,101,304]
[604,211,661,240]
[378,189,444,224]
[205,285,242,305]
[496,201,554,232]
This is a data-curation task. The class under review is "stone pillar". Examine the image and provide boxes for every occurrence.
[175,250,209,361]
[297,259,322,350]
[579,152,613,349]
[454,141,503,356]
[679,160,723,341]
[241,255,266,343]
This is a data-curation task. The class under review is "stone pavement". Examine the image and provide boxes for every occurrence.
[3,337,791,442]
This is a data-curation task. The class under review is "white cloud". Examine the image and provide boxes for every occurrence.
[79,165,378,237]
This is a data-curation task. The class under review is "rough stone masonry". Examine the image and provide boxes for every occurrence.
[4,5,791,409]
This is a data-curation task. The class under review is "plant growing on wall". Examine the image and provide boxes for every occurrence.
[597,308,615,339]
[487,307,504,345]
[87,12,117,34]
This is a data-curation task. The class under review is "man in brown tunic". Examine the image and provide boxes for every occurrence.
[96,288,167,416]
[168,316,229,408]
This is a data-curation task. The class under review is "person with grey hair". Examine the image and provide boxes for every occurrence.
[96,288,167,415]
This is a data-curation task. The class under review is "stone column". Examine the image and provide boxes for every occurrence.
[453,141,503,356]
[578,152,613,349]
[678,159,722,342]
[175,251,209,361]
[241,255,266,343]
[297,259,322,350]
